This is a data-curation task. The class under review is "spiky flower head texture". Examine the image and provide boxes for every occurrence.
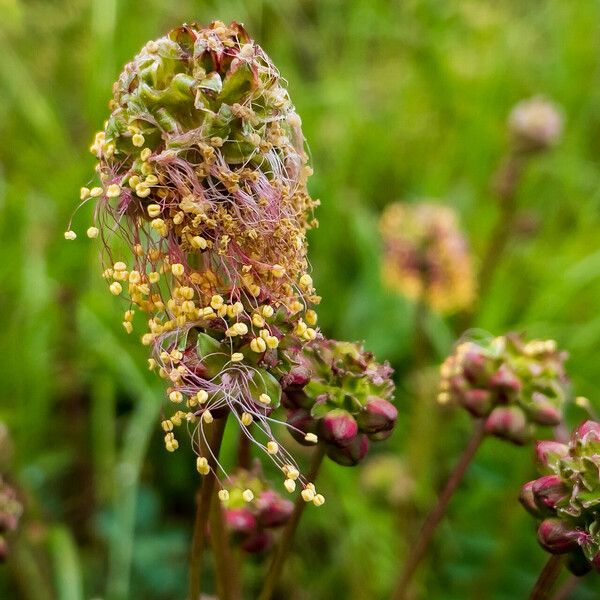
[69,21,331,502]
[220,468,294,553]
[379,202,475,314]
[439,333,568,445]
[520,421,600,575]
[282,339,396,466]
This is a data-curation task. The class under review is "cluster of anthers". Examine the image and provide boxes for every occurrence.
[379,202,476,314]
[67,22,329,504]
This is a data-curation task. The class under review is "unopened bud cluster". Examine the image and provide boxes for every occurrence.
[282,339,397,466]
[508,96,563,154]
[520,421,600,575]
[219,469,295,553]
[439,334,568,444]
[379,202,476,314]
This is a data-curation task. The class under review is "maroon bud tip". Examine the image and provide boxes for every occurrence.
[531,475,568,510]
[241,530,273,554]
[281,366,311,390]
[530,393,562,426]
[320,409,358,446]
[537,518,578,554]
[356,397,398,434]
[489,365,521,392]
[519,481,542,517]
[326,434,369,466]
[461,349,488,384]
[256,491,294,528]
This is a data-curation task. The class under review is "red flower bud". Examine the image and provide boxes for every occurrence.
[485,406,529,445]
[225,508,256,535]
[241,530,273,554]
[519,481,543,517]
[356,397,398,434]
[319,409,358,446]
[574,420,600,442]
[537,518,578,554]
[461,388,492,417]
[281,366,311,390]
[531,475,568,511]
[326,434,369,466]
[489,365,521,393]
[535,440,569,467]
[530,392,562,426]
[256,491,294,528]
[286,409,318,445]
[461,349,488,384]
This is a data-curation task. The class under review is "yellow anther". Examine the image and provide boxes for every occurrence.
[261,305,274,318]
[241,412,253,426]
[147,204,161,218]
[141,333,154,345]
[218,489,230,502]
[161,419,173,432]
[290,300,304,313]
[90,186,103,197]
[210,295,224,309]
[233,322,248,335]
[258,393,271,405]
[196,457,210,475]
[122,321,133,334]
[128,270,141,284]
[148,272,160,284]
[231,352,244,363]
[106,184,121,198]
[295,320,308,336]
[114,261,126,271]
[272,264,286,278]
[132,133,145,147]
[169,391,183,403]
[202,410,214,424]
[196,390,208,404]
[145,174,158,185]
[231,302,244,316]
[147,358,157,370]
[64,230,77,240]
[252,313,265,328]
[304,433,318,444]
[140,148,151,161]
[80,187,90,200]
[303,328,317,341]
[250,337,267,353]
[313,494,325,507]
[141,162,152,176]
[248,284,260,296]
[284,479,296,493]
[165,439,179,452]
[191,236,208,250]
[266,336,279,349]
[242,489,254,502]
[305,309,318,326]
[109,281,122,295]
[267,441,279,454]
[86,226,99,238]
[135,184,151,198]
[129,175,141,188]
[301,488,315,502]
[171,263,185,277]
[299,273,313,289]
[150,219,167,236]
[285,467,300,480]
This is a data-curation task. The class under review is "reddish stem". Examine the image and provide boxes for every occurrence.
[529,555,564,600]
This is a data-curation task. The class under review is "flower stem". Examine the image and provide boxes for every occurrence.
[391,419,487,600]
[529,555,564,600]
[550,574,577,600]
[258,444,327,600]
[189,417,228,600]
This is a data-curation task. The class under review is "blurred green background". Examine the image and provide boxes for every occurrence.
[2,0,600,598]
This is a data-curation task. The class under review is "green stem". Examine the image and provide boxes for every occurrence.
[392,420,486,600]
[189,417,229,600]
[529,555,564,600]
[258,444,327,600]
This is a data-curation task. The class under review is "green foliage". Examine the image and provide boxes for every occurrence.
[1,0,600,598]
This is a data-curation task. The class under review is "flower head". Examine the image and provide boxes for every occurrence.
[521,421,600,575]
[508,96,563,153]
[439,333,568,444]
[379,202,475,314]
[282,339,396,466]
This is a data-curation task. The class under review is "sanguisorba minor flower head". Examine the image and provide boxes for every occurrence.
[69,21,328,502]
[439,333,568,444]
[520,421,600,575]
[508,96,563,154]
[282,339,396,467]
[379,202,476,314]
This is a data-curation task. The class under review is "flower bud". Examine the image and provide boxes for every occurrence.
[461,388,492,417]
[529,392,562,426]
[531,475,568,511]
[537,518,578,554]
[489,365,521,393]
[286,409,318,445]
[356,397,398,435]
[225,508,256,535]
[568,548,593,576]
[519,481,542,517]
[574,420,600,442]
[326,434,369,466]
[256,490,294,528]
[485,406,530,445]
[319,409,358,446]
[535,440,568,467]
[241,530,272,554]
[281,366,311,390]
[509,97,563,153]
[461,349,488,385]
